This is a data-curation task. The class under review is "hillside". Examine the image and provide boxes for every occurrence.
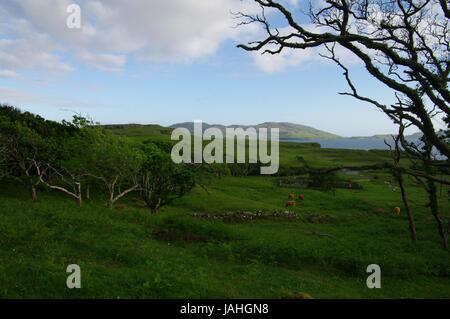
[1,141,450,298]
[170,122,341,140]
[104,122,423,142]
[2,109,450,298]
[350,132,423,140]
[103,124,172,138]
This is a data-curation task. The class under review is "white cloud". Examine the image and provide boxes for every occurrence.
[77,52,126,72]
[0,69,22,80]
[253,48,319,73]
[0,86,101,109]
[251,41,362,73]
[247,15,363,73]
[0,87,47,105]
[2,0,358,76]
[0,0,260,76]
[287,0,300,7]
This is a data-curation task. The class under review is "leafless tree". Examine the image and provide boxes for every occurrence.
[385,130,417,242]
[237,0,449,247]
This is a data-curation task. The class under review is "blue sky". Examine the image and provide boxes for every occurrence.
[0,0,402,137]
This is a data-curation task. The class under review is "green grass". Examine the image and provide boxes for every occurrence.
[1,140,450,298]
[104,124,172,143]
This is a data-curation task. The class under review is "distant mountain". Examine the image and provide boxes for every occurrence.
[105,122,422,141]
[350,132,423,140]
[405,132,423,139]
[170,122,341,140]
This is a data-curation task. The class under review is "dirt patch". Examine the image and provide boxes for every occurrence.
[152,228,211,243]
[152,217,234,244]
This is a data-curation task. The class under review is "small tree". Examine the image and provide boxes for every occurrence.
[89,129,144,208]
[37,117,94,206]
[139,147,196,213]
[0,105,79,201]
[0,117,46,200]
[308,170,338,195]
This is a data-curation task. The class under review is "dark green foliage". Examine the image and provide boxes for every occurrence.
[142,139,174,153]
[0,105,197,209]
[228,162,262,176]
[0,105,78,139]
[139,146,196,213]
[308,171,339,194]
[0,105,80,200]
[76,128,144,208]
[0,145,6,180]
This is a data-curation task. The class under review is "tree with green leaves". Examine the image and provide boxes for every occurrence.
[88,129,144,208]
[38,132,87,206]
[0,113,47,200]
[139,145,196,213]
[0,105,79,201]
[35,115,95,206]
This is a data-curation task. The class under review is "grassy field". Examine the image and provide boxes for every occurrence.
[1,140,449,298]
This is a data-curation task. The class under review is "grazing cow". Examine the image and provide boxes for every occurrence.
[298,194,305,200]
[288,193,296,200]
[285,201,296,208]
[393,207,401,215]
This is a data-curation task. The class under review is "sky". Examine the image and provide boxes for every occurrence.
[0,0,405,137]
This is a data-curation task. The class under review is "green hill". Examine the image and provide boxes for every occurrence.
[103,124,172,140]
[1,141,450,298]
[170,122,341,140]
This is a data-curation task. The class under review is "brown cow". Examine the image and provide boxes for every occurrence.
[298,194,305,200]
[285,201,296,208]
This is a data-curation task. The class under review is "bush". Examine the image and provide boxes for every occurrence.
[139,146,196,213]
